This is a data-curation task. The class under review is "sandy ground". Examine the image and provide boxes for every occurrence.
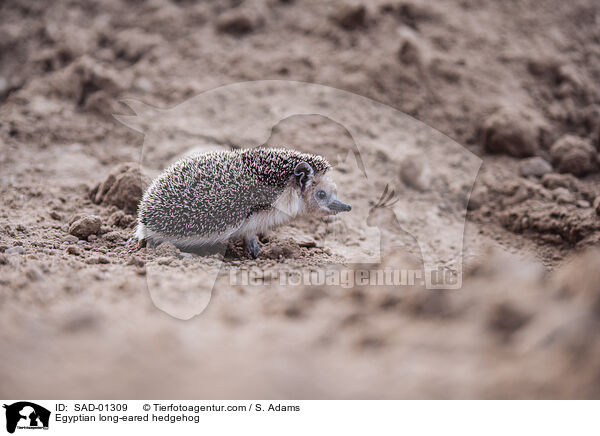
[1,0,600,398]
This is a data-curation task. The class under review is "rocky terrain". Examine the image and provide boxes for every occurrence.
[1,0,599,398]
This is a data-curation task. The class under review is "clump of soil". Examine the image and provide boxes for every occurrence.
[550,134,598,176]
[482,106,548,158]
[68,214,102,240]
[90,163,144,215]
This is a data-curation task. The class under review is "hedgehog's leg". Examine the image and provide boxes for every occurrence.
[244,235,260,259]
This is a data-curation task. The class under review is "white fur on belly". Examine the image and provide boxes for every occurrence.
[232,186,303,240]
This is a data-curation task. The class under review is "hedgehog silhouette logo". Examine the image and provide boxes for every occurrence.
[3,402,50,434]
[115,80,481,319]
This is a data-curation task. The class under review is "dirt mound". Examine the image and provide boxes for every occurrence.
[90,163,144,215]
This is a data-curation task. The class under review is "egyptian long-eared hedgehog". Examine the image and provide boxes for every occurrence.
[136,147,351,258]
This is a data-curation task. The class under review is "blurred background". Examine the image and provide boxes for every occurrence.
[0,0,599,398]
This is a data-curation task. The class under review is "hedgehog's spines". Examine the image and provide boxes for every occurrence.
[137,147,330,241]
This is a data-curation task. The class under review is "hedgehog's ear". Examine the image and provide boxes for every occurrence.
[294,162,314,192]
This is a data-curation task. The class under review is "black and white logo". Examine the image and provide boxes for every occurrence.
[3,402,50,434]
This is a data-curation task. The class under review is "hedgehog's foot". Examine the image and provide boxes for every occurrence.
[245,235,260,259]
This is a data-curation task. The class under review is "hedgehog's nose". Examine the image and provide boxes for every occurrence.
[330,199,352,213]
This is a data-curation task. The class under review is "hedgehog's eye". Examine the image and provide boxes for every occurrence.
[317,190,327,200]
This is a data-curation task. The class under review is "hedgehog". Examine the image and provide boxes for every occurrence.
[136,147,352,258]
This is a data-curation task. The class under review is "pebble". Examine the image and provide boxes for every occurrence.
[68,214,101,239]
[157,257,172,265]
[541,173,577,191]
[66,246,81,256]
[552,187,576,204]
[397,31,423,66]
[550,135,596,177]
[297,239,317,248]
[102,231,122,242]
[216,10,255,35]
[155,241,181,257]
[482,107,543,157]
[577,200,590,208]
[519,157,552,178]
[0,254,8,264]
[127,256,144,267]
[62,235,79,244]
[87,255,110,264]
[5,246,25,255]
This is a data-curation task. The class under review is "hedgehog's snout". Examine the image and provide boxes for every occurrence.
[329,199,352,213]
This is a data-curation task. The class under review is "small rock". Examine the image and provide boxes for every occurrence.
[68,214,101,239]
[88,234,97,242]
[108,210,135,228]
[397,33,423,66]
[155,241,180,257]
[69,214,84,225]
[157,257,172,265]
[0,254,8,264]
[540,173,578,191]
[49,210,63,221]
[66,246,81,256]
[86,255,110,264]
[216,10,256,35]
[127,256,144,267]
[262,244,299,259]
[298,239,317,248]
[102,231,123,242]
[577,200,590,208]
[482,106,545,157]
[5,246,25,255]
[62,235,79,244]
[550,134,597,177]
[332,3,367,30]
[519,157,552,178]
[552,187,576,204]
[502,185,530,206]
